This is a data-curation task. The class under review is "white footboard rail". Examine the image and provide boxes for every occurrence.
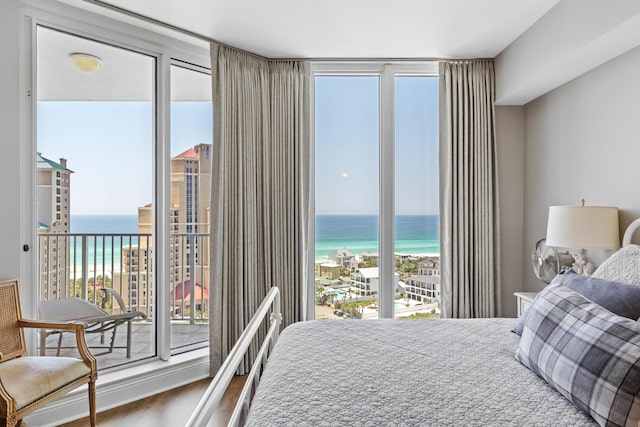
[185,287,282,427]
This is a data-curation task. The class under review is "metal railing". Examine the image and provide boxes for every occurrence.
[38,232,210,322]
[185,287,282,427]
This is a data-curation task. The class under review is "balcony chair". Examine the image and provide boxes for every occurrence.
[0,279,97,427]
[39,288,146,358]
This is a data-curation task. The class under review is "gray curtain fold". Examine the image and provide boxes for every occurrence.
[438,60,501,319]
[209,43,310,374]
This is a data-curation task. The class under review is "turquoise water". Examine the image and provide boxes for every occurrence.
[67,214,440,268]
[315,214,439,260]
[69,215,140,270]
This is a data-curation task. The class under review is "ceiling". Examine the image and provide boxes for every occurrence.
[91,0,560,59]
[41,0,561,101]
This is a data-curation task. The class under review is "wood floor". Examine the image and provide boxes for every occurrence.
[54,376,245,427]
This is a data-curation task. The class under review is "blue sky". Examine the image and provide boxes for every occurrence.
[37,101,212,215]
[38,76,437,216]
[315,75,439,215]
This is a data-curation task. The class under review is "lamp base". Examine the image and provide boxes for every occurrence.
[573,248,596,276]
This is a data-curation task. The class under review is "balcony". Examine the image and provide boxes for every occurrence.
[37,232,210,370]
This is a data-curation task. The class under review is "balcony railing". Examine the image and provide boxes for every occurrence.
[38,232,210,322]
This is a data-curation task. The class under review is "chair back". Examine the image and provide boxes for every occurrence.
[0,280,27,362]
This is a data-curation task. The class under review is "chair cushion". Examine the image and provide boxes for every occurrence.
[0,356,91,409]
[39,297,108,321]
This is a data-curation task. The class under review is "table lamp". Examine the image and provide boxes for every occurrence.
[545,204,620,275]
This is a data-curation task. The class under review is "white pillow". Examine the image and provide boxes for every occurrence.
[592,244,640,285]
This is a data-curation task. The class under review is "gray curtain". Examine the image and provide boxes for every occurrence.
[209,43,310,373]
[439,60,501,319]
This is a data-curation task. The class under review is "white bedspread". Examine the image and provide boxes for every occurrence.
[245,318,596,426]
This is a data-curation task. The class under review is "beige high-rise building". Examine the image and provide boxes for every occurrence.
[115,144,212,317]
[37,153,72,299]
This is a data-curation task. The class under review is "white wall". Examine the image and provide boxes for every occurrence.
[0,0,23,283]
[495,106,525,317]
[522,45,640,292]
[496,0,640,105]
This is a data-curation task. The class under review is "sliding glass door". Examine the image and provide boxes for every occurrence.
[36,25,155,368]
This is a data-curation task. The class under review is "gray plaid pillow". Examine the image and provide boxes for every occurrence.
[516,283,640,427]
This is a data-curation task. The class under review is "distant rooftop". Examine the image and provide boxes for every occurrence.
[328,248,354,258]
[37,153,73,173]
[174,148,198,159]
[356,267,379,278]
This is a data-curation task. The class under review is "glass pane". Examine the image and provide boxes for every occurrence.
[169,64,212,352]
[36,26,155,369]
[393,76,440,319]
[315,76,380,320]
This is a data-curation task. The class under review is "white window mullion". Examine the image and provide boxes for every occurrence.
[378,66,395,319]
[156,53,171,360]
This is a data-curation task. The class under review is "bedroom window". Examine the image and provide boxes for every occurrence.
[313,64,439,320]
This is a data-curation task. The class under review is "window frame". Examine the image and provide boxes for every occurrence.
[20,3,212,423]
[308,62,438,319]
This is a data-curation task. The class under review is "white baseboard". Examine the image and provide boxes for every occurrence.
[24,349,210,426]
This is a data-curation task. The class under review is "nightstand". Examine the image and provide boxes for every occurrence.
[514,292,538,317]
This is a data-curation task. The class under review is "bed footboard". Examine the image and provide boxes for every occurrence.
[185,287,282,427]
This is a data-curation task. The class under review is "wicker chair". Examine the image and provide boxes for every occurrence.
[0,280,97,427]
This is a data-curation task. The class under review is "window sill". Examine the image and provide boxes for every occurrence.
[25,348,210,426]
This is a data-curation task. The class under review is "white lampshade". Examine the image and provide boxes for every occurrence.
[546,206,620,250]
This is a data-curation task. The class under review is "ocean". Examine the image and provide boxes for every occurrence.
[70,215,140,270]
[315,214,439,260]
[69,214,440,266]
[71,215,139,234]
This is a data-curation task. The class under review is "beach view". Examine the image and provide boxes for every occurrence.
[314,75,439,320]
[314,214,440,320]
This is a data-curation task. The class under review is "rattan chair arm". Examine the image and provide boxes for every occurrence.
[18,319,88,331]
[19,319,97,369]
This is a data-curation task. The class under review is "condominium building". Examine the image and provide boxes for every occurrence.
[350,267,399,297]
[418,257,440,276]
[37,153,72,299]
[405,275,441,304]
[115,144,212,316]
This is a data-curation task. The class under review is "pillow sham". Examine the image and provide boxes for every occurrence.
[515,283,640,427]
[592,244,640,286]
[512,270,640,336]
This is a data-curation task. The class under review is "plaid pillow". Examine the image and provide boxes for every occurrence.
[516,283,640,427]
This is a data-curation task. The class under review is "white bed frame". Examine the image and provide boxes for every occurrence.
[185,287,282,427]
[185,219,640,427]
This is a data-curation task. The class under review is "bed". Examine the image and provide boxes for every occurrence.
[245,318,595,426]
[187,219,640,427]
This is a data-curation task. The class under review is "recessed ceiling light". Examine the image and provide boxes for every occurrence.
[70,53,103,73]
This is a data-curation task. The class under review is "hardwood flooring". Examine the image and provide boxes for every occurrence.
[53,376,245,427]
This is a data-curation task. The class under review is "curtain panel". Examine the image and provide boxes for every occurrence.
[209,43,310,373]
[438,60,501,319]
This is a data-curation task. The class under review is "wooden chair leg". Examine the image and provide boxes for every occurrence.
[57,332,64,356]
[40,328,47,356]
[89,380,97,427]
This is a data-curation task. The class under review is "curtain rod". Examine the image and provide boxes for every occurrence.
[81,0,492,63]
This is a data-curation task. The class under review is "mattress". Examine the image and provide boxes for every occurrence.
[245,318,596,426]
